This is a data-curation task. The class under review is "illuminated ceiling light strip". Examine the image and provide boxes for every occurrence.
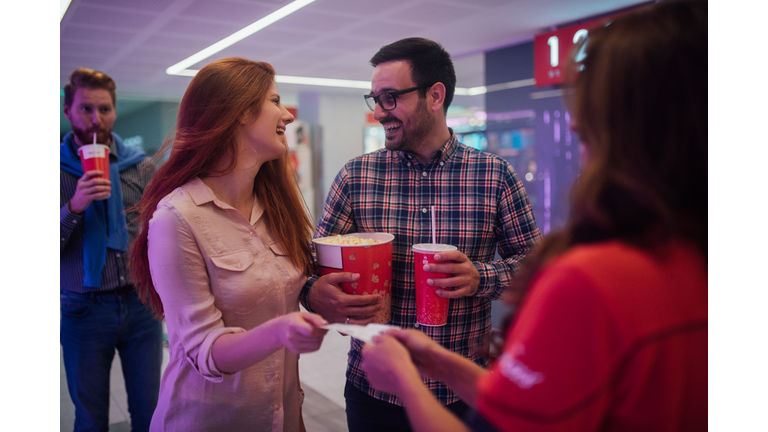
[484,78,535,93]
[175,70,372,88]
[276,75,371,89]
[454,78,535,96]
[168,71,532,93]
[60,0,73,21]
[166,0,316,75]
[454,86,486,96]
[172,69,199,77]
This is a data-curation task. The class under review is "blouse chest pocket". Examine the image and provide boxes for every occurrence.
[268,241,304,297]
[209,250,274,315]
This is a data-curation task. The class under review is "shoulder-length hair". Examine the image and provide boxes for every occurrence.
[508,0,707,307]
[130,57,314,318]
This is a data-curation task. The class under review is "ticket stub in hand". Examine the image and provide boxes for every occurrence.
[321,323,399,344]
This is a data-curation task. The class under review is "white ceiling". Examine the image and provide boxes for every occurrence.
[60,0,647,105]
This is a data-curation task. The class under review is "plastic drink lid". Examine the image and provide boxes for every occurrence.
[412,244,457,253]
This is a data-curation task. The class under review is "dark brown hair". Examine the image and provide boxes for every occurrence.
[506,0,708,314]
[370,37,456,113]
[130,57,314,318]
[64,67,117,107]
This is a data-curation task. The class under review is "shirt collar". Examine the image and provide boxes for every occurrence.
[107,138,119,161]
[185,177,216,206]
[439,128,458,162]
[397,128,457,165]
[184,177,264,223]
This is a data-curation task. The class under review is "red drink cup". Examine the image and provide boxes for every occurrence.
[412,243,457,326]
[77,144,110,182]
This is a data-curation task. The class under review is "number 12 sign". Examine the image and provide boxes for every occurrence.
[533,12,625,87]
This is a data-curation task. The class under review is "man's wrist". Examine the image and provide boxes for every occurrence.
[300,276,317,313]
[68,200,83,214]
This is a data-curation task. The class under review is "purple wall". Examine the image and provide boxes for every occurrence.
[485,42,582,235]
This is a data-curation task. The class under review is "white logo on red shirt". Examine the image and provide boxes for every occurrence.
[498,346,544,389]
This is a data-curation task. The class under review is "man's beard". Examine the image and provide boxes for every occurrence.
[383,98,433,154]
[72,125,112,146]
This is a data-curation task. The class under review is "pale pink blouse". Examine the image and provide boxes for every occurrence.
[147,177,308,432]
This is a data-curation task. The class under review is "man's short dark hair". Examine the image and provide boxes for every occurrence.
[64,68,117,108]
[370,37,456,113]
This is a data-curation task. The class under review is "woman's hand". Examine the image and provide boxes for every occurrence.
[363,334,475,432]
[387,329,446,380]
[277,312,329,354]
[361,334,422,395]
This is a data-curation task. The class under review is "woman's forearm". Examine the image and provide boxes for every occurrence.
[210,316,283,374]
[362,332,491,432]
[397,374,471,432]
[428,346,489,407]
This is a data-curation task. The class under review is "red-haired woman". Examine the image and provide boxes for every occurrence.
[130,57,327,431]
[360,1,707,431]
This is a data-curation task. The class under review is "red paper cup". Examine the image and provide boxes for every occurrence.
[77,144,110,182]
[412,243,457,326]
[314,233,394,324]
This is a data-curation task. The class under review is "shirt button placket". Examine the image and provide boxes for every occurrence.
[419,166,432,239]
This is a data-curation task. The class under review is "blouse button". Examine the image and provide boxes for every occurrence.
[422,171,427,177]
[422,208,427,213]
[248,232,254,237]
[236,263,243,269]
[265,257,271,263]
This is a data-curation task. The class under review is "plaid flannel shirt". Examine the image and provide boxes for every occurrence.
[300,131,541,405]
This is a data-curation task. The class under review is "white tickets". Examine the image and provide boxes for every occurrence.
[320,323,399,344]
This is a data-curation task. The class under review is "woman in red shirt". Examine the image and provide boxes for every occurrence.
[361,1,708,431]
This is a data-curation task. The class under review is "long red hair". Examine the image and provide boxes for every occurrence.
[130,57,314,318]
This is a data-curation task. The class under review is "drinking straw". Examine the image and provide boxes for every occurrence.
[93,132,97,145]
[431,205,436,244]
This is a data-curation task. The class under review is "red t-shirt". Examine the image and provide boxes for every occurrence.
[476,240,707,431]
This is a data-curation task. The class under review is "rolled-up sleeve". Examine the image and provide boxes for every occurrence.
[475,165,542,300]
[148,203,244,382]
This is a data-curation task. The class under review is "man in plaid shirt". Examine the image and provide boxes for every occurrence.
[299,37,541,432]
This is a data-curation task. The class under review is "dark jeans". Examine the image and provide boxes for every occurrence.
[60,289,163,432]
[345,380,470,432]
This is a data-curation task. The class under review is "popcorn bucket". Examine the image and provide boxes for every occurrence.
[313,233,394,323]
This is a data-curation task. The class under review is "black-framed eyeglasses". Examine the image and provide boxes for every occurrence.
[364,84,432,111]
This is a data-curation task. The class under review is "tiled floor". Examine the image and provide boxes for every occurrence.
[60,320,351,432]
